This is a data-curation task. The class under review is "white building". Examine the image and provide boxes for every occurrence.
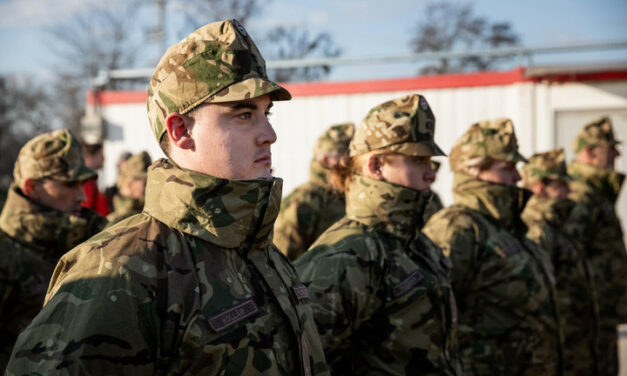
[88,64,627,244]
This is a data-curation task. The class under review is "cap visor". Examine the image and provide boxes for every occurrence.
[74,165,98,182]
[391,141,447,157]
[513,151,528,164]
[206,77,291,103]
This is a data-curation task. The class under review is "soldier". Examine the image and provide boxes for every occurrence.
[6,20,329,375]
[565,116,626,376]
[0,129,107,369]
[521,148,599,376]
[106,151,151,225]
[295,94,461,375]
[423,119,562,375]
[423,160,444,223]
[274,122,354,260]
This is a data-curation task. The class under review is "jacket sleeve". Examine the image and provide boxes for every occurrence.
[423,211,481,295]
[294,235,383,361]
[6,245,158,375]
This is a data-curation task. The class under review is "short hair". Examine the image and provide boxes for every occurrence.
[455,156,495,177]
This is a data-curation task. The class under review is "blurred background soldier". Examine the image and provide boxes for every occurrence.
[423,119,562,376]
[81,142,110,216]
[274,122,354,260]
[0,129,107,369]
[296,94,461,375]
[521,148,599,376]
[104,151,133,209]
[423,160,444,223]
[106,151,151,225]
[566,116,626,376]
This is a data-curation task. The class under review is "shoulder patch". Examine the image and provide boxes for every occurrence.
[293,284,309,300]
[208,299,259,332]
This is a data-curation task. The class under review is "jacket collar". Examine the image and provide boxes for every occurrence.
[345,175,429,243]
[309,160,329,188]
[0,186,99,256]
[143,159,282,250]
[568,161,625,204]
[452,173,531,232]
[522,195,575,228]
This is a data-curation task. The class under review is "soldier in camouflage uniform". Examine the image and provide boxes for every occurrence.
[423,119,563,376]
[565,116,626,376]
[7,20,328,375]
[106,151,151,225]
[521,148,599,376]
[295,94,462,375]
[0,129,107,370]
[274,122,354,260]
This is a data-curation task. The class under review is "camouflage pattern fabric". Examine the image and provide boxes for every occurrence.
[448,118,527,171]
[116,151,151,189]
[523,195,600,376]
[106,194,144,226]
[423,173,562,375]
[349,94,446,157]
[0,186,106,370]
[295,176,461,375]
[312,122,355,160]
[566,160,627,376]
[520,148,571,187]
[572,116,621,153]
[6,159,329,376]
[13,129,96,187]
[423,190,444,224]
[274,161,346,261]
[147,19,291,142]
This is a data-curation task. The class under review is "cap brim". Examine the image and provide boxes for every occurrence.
[389,141,447,157]
[73,165,98,182]
[512,151,528,164]
[205,77,291,104]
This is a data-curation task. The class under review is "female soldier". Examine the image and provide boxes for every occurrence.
[295,94,461,376]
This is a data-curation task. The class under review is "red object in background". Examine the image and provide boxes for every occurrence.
[82,179,110,216]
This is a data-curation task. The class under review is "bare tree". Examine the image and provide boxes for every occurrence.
[411,1,520,74]
[264,26,342,82]
[45,1,143,135]
[179,0,263,32]
[0,76,53,192]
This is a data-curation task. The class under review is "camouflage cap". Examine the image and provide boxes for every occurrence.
[521,148,571,188]
[147,19,291,142]
[13,129,96,187]
[572,116,622,153]
[313,122,355,159]
[449,118,527,171]
[119,151,151,179]
[349,94,446,157]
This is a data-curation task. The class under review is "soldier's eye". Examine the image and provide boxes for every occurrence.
[237,112,252,120]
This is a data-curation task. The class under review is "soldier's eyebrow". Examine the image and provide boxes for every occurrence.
[227,101,274,111]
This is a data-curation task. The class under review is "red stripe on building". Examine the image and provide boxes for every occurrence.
[86,67,627,105]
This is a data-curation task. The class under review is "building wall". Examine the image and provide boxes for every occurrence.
[96,76,627,245]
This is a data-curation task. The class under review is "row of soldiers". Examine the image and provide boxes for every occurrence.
[0,18,624,376]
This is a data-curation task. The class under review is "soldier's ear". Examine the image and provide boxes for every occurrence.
[364,153,384,180]
[21,178,39,199]
[166,113,195,151]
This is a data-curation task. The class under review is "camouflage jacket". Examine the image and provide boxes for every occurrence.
[423,190,444,224]
[295,176,461,376]
[274,161,345,260]
[106,194,144,226]
[0,186,106,370]
[523,195,599,376]
[423,173,562,376]
[566,162,627,347]
[6,159,329,376]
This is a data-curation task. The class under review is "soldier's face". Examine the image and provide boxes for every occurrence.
[477,160,521,186]
[186,95,277,179]
[31,179,86,215]
[379,154,435,192]
[533,179,570,199]
[590,144,620,170]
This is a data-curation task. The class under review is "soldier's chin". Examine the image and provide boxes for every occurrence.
[258,167,273,180]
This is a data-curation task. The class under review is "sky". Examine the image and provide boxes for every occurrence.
[0,0,626,82]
